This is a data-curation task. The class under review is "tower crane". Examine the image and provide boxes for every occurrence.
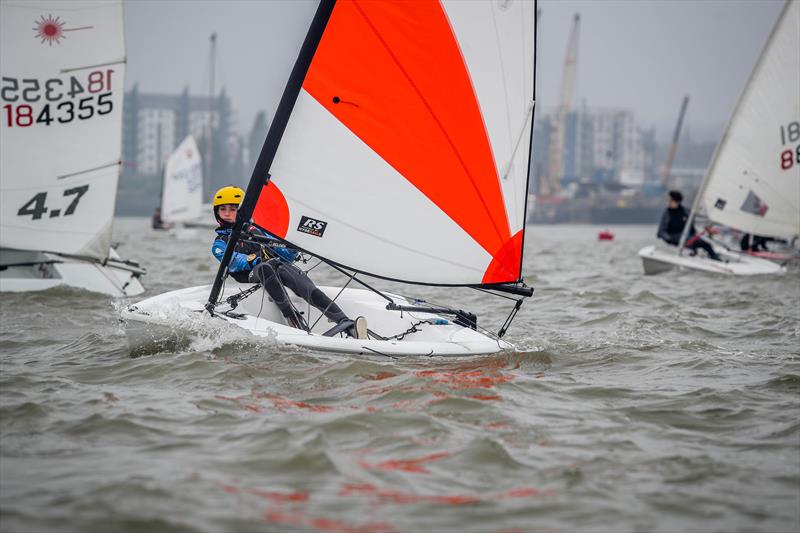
[660,95,690,188]
[545,13,580,196]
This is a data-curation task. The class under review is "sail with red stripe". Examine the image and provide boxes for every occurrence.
[253,0,535,285]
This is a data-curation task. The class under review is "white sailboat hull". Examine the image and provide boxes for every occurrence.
[638,244,785,276]
[0,247,146,297]
[121,283,514,357]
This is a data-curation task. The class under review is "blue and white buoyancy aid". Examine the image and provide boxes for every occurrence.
[212,224,298,283]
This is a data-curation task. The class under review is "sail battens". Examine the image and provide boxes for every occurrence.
[58,161,120,180]
[251,0,534,286]
[60,58,126,73]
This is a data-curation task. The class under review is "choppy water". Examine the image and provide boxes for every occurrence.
[1,218,798,533]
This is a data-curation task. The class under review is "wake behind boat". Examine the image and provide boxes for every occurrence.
[123,0,536,357]
[0,0,145,297]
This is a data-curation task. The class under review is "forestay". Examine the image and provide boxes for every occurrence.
[0,0,126,260]
[699,0,800,239]
[162,135,203,224]
[252,0,535,286]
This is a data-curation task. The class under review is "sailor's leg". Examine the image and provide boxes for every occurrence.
[277,263,349,324]
[690,239,721,261]
[252,259,299,319]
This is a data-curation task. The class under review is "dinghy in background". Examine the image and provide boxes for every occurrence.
[123,0,536,357]
[0,0,145,297]
[159,135,216,231]
[639,0,799,276]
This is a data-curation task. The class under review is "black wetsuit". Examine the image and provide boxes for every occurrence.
[656,206,721,261]
[212,225,348,326]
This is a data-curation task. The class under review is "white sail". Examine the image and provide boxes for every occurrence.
[699,0,800,239]
[0,0,126,260]
[161,135,203,224]
[253,0,535,285]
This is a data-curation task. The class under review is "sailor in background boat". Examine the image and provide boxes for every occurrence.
[739,233,771,253]
[210,186,367,339]
[657,190,722,261]
[151,207,173,231]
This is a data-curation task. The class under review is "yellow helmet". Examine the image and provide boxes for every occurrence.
[212,186,245,207]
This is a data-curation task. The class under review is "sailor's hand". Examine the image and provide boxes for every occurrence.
[246,253,260,268]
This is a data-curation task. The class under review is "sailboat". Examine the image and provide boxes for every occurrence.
[123,0,536,357]
[158,135,215,230]
[0,0,146,296]
[639,0,798,276]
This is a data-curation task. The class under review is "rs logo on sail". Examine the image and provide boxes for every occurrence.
[297,216,327,237]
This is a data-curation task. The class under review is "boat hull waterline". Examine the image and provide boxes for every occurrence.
[638,244,786,276]
[122,283,514,357]
[0,247,146,297]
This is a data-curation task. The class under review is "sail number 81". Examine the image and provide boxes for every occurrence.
[17,185,89,220]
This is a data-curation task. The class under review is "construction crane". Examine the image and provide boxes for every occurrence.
[660,95,690,188]
[545,13,580,196]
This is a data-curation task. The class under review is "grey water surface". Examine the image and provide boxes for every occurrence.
[1,218,798,533]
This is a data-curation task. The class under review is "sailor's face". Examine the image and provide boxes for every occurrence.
[668,198,679,209]
[218,204,238,223]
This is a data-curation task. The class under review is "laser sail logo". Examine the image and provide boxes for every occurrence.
[297,216,327,237]
[32,14,94,46]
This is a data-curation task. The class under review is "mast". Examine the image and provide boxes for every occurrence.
[205,32,217,199]
[205,0,337,312]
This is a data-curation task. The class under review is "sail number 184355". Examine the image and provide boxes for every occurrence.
[779,121,800,170]
[1,70,115,127]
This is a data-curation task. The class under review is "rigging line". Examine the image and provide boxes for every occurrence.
[58,161,120,180]
[308,271,356,333]
[361,346,400,360]
[352,1,510,249]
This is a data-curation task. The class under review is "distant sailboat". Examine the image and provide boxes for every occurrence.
[0,0,146,296]
[639,0,798,275]
[158,135,215,230]
[124,0,536,356]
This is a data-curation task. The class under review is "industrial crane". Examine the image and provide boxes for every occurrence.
[545,13,580,196]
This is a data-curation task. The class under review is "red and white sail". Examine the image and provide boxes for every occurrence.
[253,0,535,285]
[0,0,126,260]
[699,0,799,239]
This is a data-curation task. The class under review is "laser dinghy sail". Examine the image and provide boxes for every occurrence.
[123,0,536,356]
[0,0,146,296]
[639,0,798,275]
[158,134,215,230]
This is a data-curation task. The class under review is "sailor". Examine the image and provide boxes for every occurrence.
[656,190,721,261]
[151,207,172,230]
[210,186,367,339]
[740,233,770,252]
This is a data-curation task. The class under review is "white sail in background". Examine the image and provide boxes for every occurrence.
[161,135,203,224]
[0,0,126,260]
[699,0,800,239]
[253,0,535,285]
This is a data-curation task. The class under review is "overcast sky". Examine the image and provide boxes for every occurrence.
[124,0,785,143]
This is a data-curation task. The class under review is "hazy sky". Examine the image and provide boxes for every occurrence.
[124,0,785,143]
